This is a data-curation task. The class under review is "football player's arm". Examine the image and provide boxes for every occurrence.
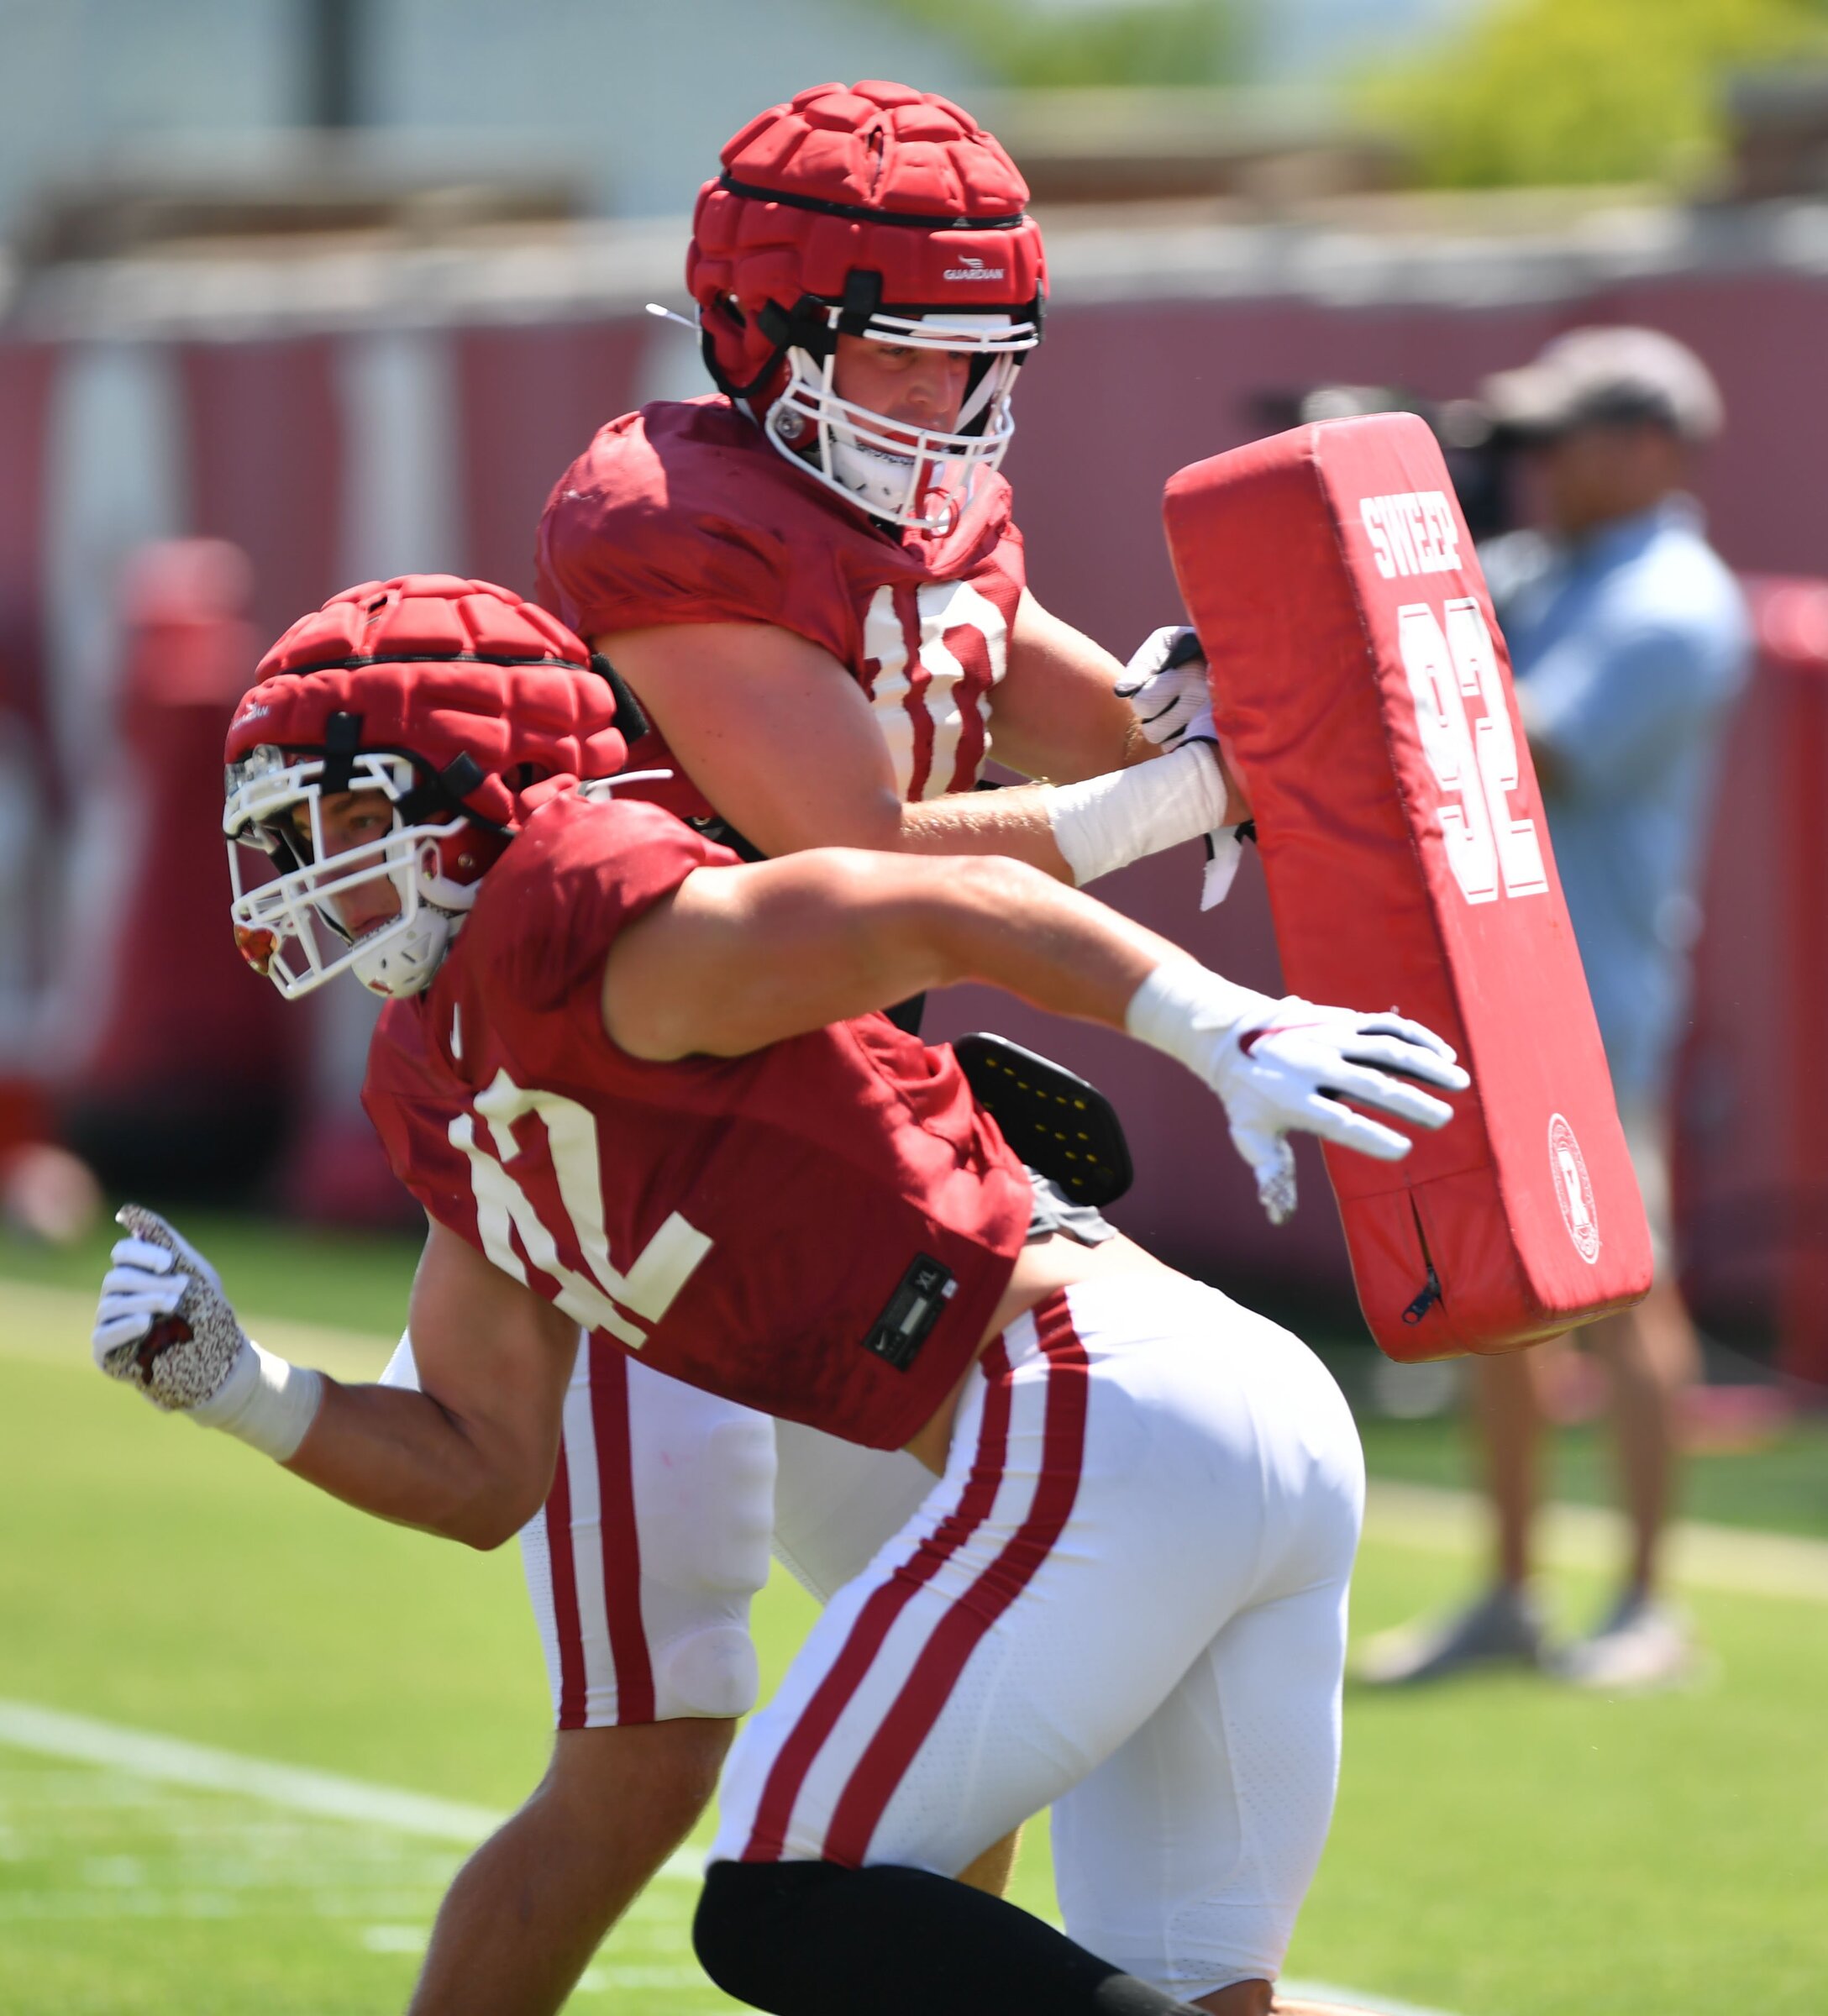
[605,850,1171,1059]
[602,848,1466,1223]
[284,1220,580,1549]
[93,1205,579,1550]
[597,621,1240,886]
[986,588,1151,782]
[597,621,917,856]
[91,1201,580,1548]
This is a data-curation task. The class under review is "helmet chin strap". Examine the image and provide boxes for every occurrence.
[766,325,1022,534]
[349,906,461,1000]
[827,434,927,519]
[338,837,482,1000]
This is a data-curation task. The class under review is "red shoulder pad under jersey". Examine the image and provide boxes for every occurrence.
[1164,413,1652,1360]
[362,787,1029,1449]
[535,398,1027,813]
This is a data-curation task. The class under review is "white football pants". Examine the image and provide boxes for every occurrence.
[708,1272,1365,1998]
[379,1331,932,1725]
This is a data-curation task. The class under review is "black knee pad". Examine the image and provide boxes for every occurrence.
[693,1860,842,2013]
[694,1857,1208,2016]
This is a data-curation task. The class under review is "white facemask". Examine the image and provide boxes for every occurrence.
[762,308,1037,533]
[223,748,477,1001]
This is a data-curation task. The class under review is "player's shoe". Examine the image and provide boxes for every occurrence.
[1353,1583,1547,1685]
[1550,1588,1700,1692]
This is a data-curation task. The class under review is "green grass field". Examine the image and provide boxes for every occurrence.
[3,1218,1825,2013]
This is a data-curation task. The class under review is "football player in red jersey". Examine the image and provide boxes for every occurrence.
[513,81,1231,2000]
[97,582,1460,2016]
[538,78,1239,927]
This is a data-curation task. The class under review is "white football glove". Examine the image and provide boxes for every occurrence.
[1119,625,1248,910]
[1116,625,1215,748]
[1127,965,1469,1223]
[93,1206,321,1457]
[94,1205,246,1408]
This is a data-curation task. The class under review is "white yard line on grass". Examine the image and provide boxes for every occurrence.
[0,1699,499,1843]
[0,1698,701,1879]
[1282,1987,1461,2016]
[0,1697,1464,2015]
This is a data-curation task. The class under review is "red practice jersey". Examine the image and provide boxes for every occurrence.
[535,396,1027,821]
[362,789,1032,1449]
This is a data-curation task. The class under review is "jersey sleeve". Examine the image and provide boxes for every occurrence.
[478,795,736,1015]
[536,414,791,641]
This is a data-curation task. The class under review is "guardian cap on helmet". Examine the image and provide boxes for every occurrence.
[687,81,1047,532]
[223,575,627,1000]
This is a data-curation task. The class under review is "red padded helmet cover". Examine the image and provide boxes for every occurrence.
[689,81,1047,398]
[226,575,626,829]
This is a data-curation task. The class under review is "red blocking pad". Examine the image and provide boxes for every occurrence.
[1164,414,1651,1357]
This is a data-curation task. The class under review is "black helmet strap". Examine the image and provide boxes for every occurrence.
[320,711,363,795]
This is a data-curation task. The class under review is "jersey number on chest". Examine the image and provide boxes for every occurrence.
[861,579,1008,801]
[449,1068,712,1347]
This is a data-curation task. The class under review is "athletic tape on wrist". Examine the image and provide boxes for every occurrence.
[1123,961,1272,1085]
[189,1341,324,1462]
[1044,742,1229,887]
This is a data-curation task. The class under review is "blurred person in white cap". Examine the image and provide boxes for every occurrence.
[1362,326,1750,1692]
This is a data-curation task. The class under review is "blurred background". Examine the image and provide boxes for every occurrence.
[3,6,1827,2014]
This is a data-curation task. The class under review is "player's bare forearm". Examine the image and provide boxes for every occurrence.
[909,854,1180,1027]
[284,1379,544,1550]
[893,743,1246,877]
[896,784,1076,879]
[603,849,1186,1061]
[287,1221,577,1549]
[992,589,1153,781]
[595,618,1237,877]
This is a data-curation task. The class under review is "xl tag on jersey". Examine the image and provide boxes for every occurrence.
[862,1255,957,1372]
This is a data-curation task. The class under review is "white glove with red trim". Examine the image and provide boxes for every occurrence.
[1126,966,1469,1223]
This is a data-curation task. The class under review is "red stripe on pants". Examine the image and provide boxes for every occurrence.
[545,1442,587,1730]
[740,1341,1018,1862]
[590,1340,656,1725]
[822,1293,1090,1866]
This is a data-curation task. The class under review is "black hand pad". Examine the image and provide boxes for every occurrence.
[953,1032,1133,1210]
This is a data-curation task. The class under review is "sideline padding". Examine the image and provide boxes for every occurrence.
[1164,414,1651,1357]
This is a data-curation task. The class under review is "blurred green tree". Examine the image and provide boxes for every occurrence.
[860,0,1244,90]
[1364,0,1828,187]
